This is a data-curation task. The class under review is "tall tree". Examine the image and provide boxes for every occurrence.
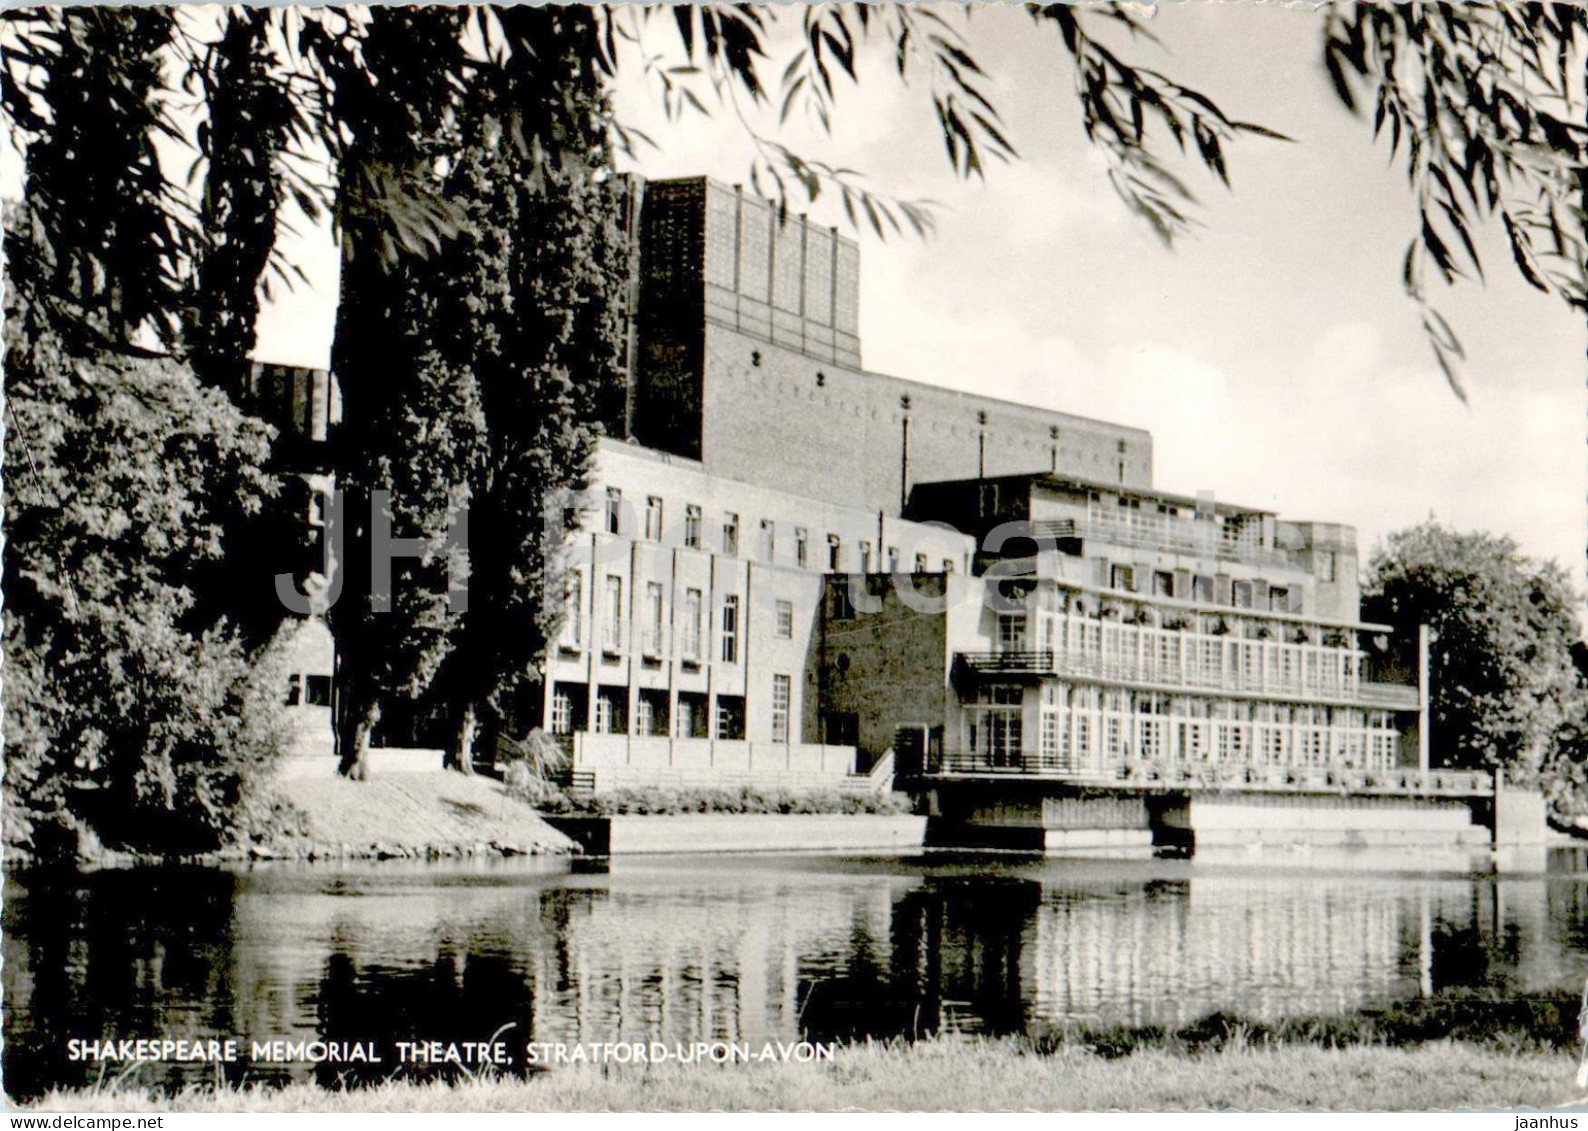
[1364,522,1581,780]
[320,6,476,778]
[186,7,295,389]
[431,6,630,772]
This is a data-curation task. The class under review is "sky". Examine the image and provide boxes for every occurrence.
[123,5,1588,593]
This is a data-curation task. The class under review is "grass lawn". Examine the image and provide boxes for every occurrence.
[266,771,572,856]
[21,1039,1586,1112]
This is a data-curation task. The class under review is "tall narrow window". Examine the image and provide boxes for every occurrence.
[720,594,740,663]
[603,575,623,651]
[682,588,703,661]
[722,512,739,556]
[775,599,794,639]
[886,546,900,572]
[771,674,791,743]
[760,518,776,561]
[644,495,663,542]
[644,582,664,655]
[827,534,842,570]
[859,540,873,573]
[604,487,622,535]
[914,552,928,573]
[563,572,584,646]
[684,504,702,549]
[795,527,809,568]
[1319,551,1337,582]
[997,613,1027,654]
[551,688,574,735]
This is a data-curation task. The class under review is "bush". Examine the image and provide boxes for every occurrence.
[3,296,286,858]
[544,784,913,817]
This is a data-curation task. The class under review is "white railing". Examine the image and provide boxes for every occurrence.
[1014,613,1403,705]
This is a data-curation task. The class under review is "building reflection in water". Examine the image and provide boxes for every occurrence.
[4,861,1586,1098]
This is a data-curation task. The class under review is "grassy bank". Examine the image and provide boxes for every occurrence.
[22,1039,1584,1112]
[255,771,574,860]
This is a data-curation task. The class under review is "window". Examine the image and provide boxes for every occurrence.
[722,512,740,556]
[715,694,746,741]
[594,687,627,735]
[795,527,809,568]
[828,582,855,622]
[914,552,929,572]
[551,687,575,735]
[943,558,956,574]
[562,572,583,646]
[770,674,791,743]
[1153,570,1175,598]
[603,575,623,651]
[684,504,702,549]
[1232,580,1254,609]
[285,674,302,706]
[1268,586,1290,612]
[760,518,776,561]
[1110,564,1135,591]
[682,588,703,661]
[1319,551,1337,583]
[643,581,664,655]
[306,675,332,706]
[676,692,709,738]
[859,541,873,572]
[720,594,740,663]
[775,599,794,639]
[886,546,900,573]
[636,689,669,737]
[1193,575,1214,603]
[827,534,842,570]
[997,613,1027,653]
[644,495,664,542]
[604,487,622,535]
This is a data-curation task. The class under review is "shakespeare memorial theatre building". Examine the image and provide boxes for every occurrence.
[263,176,1525,845]
[542,177,1502,831]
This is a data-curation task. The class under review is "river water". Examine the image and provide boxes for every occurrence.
[5,850,1587,1098]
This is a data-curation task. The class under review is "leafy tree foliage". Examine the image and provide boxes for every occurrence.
[2,7,188,345]
[322,6,478,779]
[2,283,285,856]
[434,17,630,771]
[1322,4,1588,396]
[1364,522,1582,781]
[185,8,299,387]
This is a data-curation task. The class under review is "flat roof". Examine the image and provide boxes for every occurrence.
[912,471,1276,518]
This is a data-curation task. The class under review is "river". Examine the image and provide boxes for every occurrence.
[5,850,1587,1098]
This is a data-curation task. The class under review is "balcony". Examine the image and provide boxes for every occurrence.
[953,636,1417,709]
[956,651,1055,677]
[1029,518,1293,570]
[1358,682,1421,710]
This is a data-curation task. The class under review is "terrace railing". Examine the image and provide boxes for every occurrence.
[1029,517,1293,570]
[923,749,1491,798]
